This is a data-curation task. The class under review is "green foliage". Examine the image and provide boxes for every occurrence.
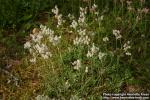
[0,0,52,28]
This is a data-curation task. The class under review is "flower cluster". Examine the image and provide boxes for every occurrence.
[78,7,87,26]
[72,59,81,70]
[98,52,107,60]
[52,5,64,27]
[73,29,90,45]
[70,20,78,29]
[138,8,149,14]
[123,41,131,56]
[86,43,107,61]
[103,37,109,42]
[68,13,75,20]
[87,43,99,58]
[65,80,70,89]
[24,25,61,63]
[69,7,93,46]
[85,66,88,73]
[90,4,99,15]
[113,30,122,39]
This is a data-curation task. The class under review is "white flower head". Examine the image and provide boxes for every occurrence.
[123,41,131,56]
[100,15,104,20]
[72,59,81,70]
[93,4,98,9]
[68,13,75,20]
[83,35,90,45]
[70,20,78,29]
[29,33,43,43]
[98,52,107,60]
[103,37,109,42]
[125,52,131,56]
[52,6,64,27]
[90,4,99,15]
[85,67,88,73]
[123,42,131,52]
[52,5,59,15]
[73,35,90,46]
[91,43,99,54]
[24,41,31,49]
[34,44,42,53]
[87,50,92,58]
[78,7,87,26]
[65,80,70,88]
[30,58,36,63]
[113,30,122,39]
[52,35,61,46]
[87,43,99,58]
[73,29,90,46]
[78,29,86,36]
[73,37,80,45]
[41,54,48,59]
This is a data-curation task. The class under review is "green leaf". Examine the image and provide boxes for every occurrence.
[19,14,33,22]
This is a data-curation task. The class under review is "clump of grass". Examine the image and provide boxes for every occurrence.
[23,0,150,99]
